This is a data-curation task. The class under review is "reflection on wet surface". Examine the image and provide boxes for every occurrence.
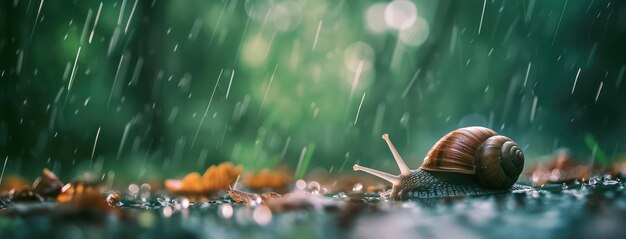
[1,177,624,239]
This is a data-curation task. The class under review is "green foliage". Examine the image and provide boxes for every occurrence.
[2,0,624,181]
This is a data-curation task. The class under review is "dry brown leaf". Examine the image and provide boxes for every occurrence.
[57,182,101,203]
[244,169,292,191]
[55,181,118,218]
[32,168,64,199]
[181,172,203,192]
[0,176,28,193]
[165,162,243,195]
[3,169,64,201]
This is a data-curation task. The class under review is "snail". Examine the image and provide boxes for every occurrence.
[353,126,528,199]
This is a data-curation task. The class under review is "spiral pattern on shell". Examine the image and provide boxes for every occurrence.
[420,127,499,174]
[420,126,524,190]
[474,135,525,189]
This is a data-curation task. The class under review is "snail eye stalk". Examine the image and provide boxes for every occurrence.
[352,164,400,185]
[352,133,411,186]
[382,134,411,176]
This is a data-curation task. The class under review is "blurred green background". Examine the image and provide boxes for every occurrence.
[1,0,625,182]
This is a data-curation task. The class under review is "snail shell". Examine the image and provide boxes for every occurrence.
[421,127,524,189]
[353,126,527,199]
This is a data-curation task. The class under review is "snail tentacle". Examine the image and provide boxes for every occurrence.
[352,164,400,185]
[352,133,412,185]
[382,134,411,175]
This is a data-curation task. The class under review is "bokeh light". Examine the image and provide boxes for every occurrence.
[384,0,417,30]
[365,3,388,34]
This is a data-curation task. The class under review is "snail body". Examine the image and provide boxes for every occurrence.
[353,126,528,199]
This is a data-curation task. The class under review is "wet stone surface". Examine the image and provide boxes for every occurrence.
[0,178,625,239]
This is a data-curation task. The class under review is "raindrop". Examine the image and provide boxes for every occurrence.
[551,0,568,46]
[67,47,82,91]
[192,69,224,147]
[312,20,323,50]
[124,0,139,34]
[594,81,603,102]
[571,68,581,94]
[90,127,101,167]
[188,18,203,41]
[354,92,366,125]
[252,205,272,225]
[523,62,531,88]
[478,0,486,34]
[0,156,8,184]
[530,96,538,122]
[88,2,102,44]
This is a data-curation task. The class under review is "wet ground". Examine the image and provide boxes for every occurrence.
[0,177,624,239]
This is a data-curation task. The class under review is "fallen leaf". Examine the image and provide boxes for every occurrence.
[0,176,28,193]
[165,162,243,195]
[56,181,103,204]
[32,168,64,199]
[244,169,291,192]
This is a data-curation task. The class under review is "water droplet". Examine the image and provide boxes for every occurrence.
[333,192,347,198]
[173,197,190,210]
[181,198,190,209]
[219,204,234,219]
[253,205,272,225]
[589,177,598,185]
[530,190,540,198]
[128,184,139,194]
[162,206,173,217]
[295,179,306,190]
[307,181,321,194]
